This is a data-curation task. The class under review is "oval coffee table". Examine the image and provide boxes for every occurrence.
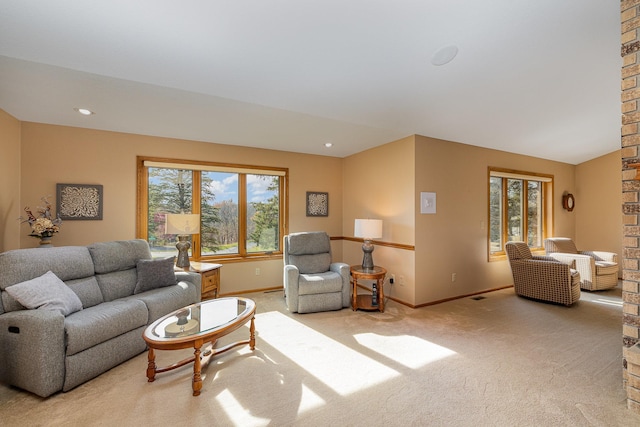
[143,296,256,396]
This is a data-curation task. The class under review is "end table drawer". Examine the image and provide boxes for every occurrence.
[202,270,220,299]
[178,262,222,301]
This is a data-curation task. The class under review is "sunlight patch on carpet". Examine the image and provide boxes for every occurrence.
[256,311,399,397]
[216,388,271,427]
[298,384,327,412]
[589,297,623,308]
[354,333,457,369]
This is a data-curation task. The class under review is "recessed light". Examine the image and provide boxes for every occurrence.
[324,143,333,148]
[431,45,459,66]
[74,108,94,116]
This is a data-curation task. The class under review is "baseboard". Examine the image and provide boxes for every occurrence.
[219,284,515,310]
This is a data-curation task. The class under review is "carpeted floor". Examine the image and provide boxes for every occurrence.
[2,285,640,426]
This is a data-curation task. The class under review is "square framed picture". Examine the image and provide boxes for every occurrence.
[306,192,329,217]
[56,183,103,220]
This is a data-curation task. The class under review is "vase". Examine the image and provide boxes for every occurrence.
[39,236,53,248]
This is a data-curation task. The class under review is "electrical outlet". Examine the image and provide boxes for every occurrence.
[390,274,396,284]
[452,273,457,282]
[399,275,405,286]
[255,268,261,275]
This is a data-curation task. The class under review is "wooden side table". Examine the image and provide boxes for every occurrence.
[176,262,222,300]
[350,265,387,312]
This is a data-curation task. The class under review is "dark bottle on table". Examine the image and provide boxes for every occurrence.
[372,282,378,306]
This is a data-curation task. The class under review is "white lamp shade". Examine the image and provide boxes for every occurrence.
[354,219,382,239]
[165,214,201,235]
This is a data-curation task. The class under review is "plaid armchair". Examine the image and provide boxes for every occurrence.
[544,237,618,291]
[505,242,581,306]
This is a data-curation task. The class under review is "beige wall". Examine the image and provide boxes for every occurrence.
[416,136,574,304]
[5,114,621,303]
[0,109,21,252]
[342,134,581,306]
[342,136,416,244]
[575,150,622,275]
[413,135,576,305]
[342,136,416,304]
[17,122,343,294]
[342,134,578,307]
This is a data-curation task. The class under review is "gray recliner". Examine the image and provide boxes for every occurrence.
[283,232,350,313]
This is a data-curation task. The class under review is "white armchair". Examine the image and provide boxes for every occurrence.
[544,237,618,291]
[283,232,350,313]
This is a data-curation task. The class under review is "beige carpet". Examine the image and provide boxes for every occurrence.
[2,285,640,427]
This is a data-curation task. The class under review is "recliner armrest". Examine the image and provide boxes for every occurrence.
[283,264,300,312]
[330,262,351,308]
[175,271,202,300]
[284,264,300,277]
[330,262,350,280]
[0,309,66,397]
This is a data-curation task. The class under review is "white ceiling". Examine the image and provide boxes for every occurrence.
[0,1,621,164]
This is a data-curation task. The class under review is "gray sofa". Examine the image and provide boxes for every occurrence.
[0,239,201,397]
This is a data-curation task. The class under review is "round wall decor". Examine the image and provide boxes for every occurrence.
[562,193,575,212]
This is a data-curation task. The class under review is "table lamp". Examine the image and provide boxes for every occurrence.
[165,213,200,268]
[354,219,383,269]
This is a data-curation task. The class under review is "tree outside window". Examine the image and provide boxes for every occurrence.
[247,174,280,253]
[139,158,287,262]
[489,169,550,260]
[147,168,195,257]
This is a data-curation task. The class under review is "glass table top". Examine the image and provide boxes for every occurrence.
[147,297,255,340]
[350,265,386,275]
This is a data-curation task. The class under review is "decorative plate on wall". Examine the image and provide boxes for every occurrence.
[562,193,575,212]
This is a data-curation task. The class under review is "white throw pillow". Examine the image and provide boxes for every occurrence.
[5,270,83,316]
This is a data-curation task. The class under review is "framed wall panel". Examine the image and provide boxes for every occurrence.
[56,183,103,220]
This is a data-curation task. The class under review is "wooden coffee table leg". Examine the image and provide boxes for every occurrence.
[146,347,157,382]
[192,346,202,396]
[249,316,256,350]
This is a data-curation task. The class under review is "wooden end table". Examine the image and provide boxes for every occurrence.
[176,261,222,300]
[142,297,255,396]
[350,265,387,312]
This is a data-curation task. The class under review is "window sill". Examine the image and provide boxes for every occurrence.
[198,253,283,264]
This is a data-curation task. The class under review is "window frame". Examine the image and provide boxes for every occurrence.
[487,167,554,261]
[137,156,289,263]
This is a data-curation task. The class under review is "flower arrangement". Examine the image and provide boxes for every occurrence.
[20,196,62,238]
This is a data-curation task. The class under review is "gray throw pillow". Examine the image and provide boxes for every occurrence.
[5,270,83,316]
[134,256,177,294]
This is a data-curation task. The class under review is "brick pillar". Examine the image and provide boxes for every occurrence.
[622,0,640,415]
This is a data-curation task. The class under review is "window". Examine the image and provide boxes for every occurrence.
[488,168,552,260]
[137,157,288,262]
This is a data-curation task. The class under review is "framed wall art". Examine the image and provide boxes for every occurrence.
[56,183,104,220]
[306,191,329,217]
